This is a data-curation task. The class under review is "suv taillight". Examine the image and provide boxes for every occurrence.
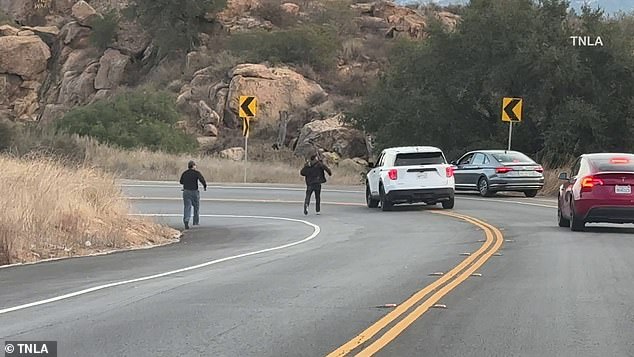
[446,166,454,177]
[388,169,398,180]
[581,176,604,192]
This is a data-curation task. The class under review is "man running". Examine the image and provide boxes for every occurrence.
[179,160,207,229]
[300,154,332,215]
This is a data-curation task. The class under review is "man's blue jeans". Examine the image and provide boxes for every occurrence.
[183,190,200,225]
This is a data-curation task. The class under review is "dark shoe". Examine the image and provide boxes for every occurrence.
[184,221,190,229]
[316,211,321,215]
[303,204,308,215]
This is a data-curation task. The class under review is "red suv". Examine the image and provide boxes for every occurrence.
[558,153,634,231]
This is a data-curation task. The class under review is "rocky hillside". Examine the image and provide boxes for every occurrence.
[0,0,459,162]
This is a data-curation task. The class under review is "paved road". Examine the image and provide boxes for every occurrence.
[1,181,633,356]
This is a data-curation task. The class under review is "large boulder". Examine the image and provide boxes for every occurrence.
[72,1,100,27]
[94,49,130,90]
[0,73,40,121]
[224,64,327,128]
[0,25,20,36]
[294,113,368,159]
[112,20,151,56]
[58,62,98,106]
[60,21,91,48]
[0,35,51,79]
[220,147,245,161]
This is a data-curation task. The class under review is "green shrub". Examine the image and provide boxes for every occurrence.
[90,10,119,50]
[229,24,339,70]
[252,0,299,28]
[56,90,198,154]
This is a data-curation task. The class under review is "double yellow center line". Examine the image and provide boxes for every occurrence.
[327,211,505,357]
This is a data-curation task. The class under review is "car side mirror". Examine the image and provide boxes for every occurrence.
[450,160,457,165]
[558,172,569,181]
[368,162,375,168]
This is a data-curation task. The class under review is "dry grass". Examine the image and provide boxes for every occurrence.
[81,138,365,185]
[541,168,566,197]
[0,155,180,266]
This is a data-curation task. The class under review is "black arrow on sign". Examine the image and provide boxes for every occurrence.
[504,98,521,121]
[241,96,255,117]
[243,117,249,137]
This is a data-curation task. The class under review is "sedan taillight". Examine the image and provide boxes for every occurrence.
[496,167,513,174]
[388,169,398,180]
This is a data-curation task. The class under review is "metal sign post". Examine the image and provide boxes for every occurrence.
[507,121,513,151]
[239,96,257,183]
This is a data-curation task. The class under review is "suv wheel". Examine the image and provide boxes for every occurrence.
[442,197,455,209]
[366,185,379,208]
[380,185,393,211]
[570,201,585,231]
[524,190,538,198]
[478,177,494,197]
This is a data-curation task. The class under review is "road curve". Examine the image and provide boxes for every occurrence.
[0,182,633,357]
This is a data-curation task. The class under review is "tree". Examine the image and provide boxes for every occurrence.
[351,0,634,165]
[126,0,226,57]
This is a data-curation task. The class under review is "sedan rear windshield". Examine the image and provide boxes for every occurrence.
[394,152,446,166]
[589,156,634,172]
[491,152,534,164]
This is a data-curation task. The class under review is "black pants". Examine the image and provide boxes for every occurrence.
[304,184,322,212]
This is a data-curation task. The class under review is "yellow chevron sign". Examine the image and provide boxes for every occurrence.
[502,97,522,122]
[239,96,257,118]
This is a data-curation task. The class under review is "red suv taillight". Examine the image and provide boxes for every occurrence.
[581,176,604,192]
[496,167,513,174]
[446,166,454,177]
[388,169,398,180]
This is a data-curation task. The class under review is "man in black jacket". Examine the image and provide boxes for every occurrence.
[179,161,207,229]
[300,154,332,215]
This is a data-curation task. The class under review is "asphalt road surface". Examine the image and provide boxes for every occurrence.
[1,181,633,357]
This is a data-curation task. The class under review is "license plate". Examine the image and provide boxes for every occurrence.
[417,172,428,179]
[518,171,534,176]
[615,185,631,194]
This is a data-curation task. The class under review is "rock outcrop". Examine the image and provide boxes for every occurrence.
[178,63,327,132]
[220,147,245,161]
[0,35,51,79]
[94,49,129,90]
[294,113,368,159]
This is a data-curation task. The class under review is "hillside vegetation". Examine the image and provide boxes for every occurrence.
[352,0,634,165]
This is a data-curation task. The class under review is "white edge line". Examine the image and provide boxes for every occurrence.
[120,184,363,193]
[0,214,320,315]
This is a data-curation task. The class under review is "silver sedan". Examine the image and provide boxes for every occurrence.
[451,150,545,197]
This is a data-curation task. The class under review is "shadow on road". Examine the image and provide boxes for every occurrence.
[581,225,634,235]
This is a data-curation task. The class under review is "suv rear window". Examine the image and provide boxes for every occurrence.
[589,156,634,172]
[394,152,446,166]
[491,152,534,164]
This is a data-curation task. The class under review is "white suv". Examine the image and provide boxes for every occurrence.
[366,146,456,211]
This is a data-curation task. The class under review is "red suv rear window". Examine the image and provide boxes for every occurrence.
[589,156,634,172]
